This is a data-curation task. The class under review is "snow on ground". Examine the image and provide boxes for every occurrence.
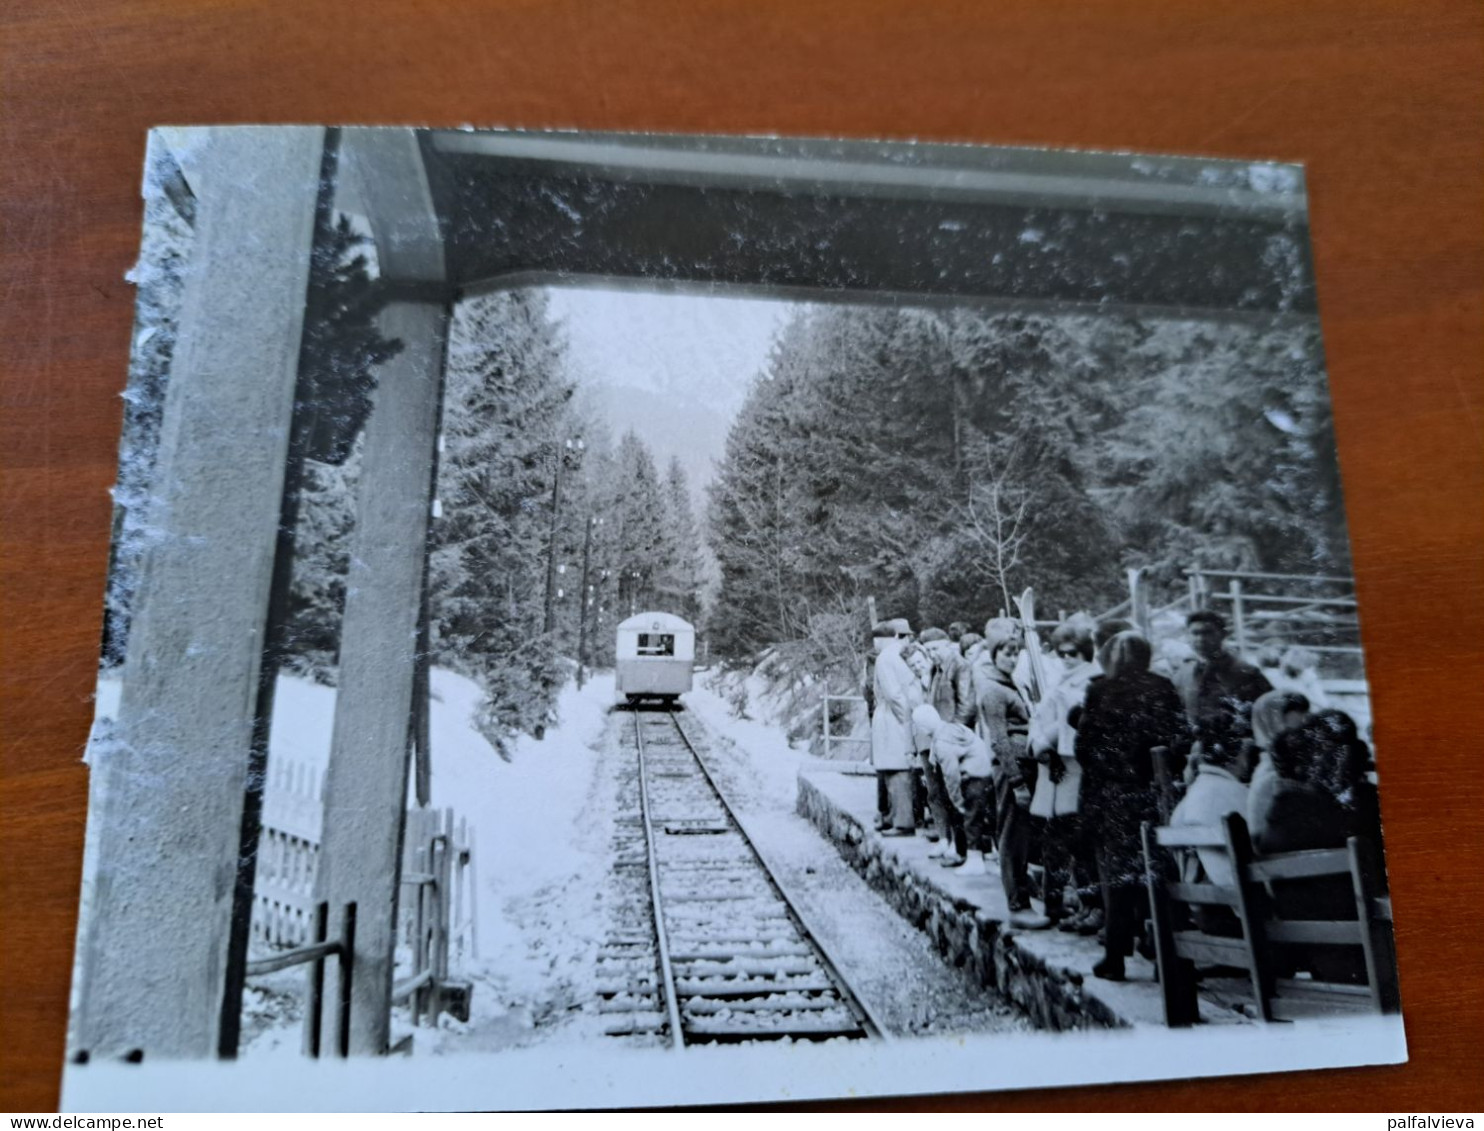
[91,666,622,1055]
[685,669,807,809]
[422,668,618,1053]
[427,666,610,941]
[90,662,1021,1051]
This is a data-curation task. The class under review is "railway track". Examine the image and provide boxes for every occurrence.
[596,707,885,1047]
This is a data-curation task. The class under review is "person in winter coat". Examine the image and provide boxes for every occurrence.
[1246,689,1312,803]
[872,620,923,836]
[1026,621,1099,926]
[1262,646,1331,710]
[1291,709,1382,850]
[982,616,1039,706]
[912,704,993,869]
[1169,734,1252,887]
[1172,610,1272,775]
[866,621,891,830]
[1247,711,1381,986]
[925,628,973,726]
[1075,632,1187,980]
[971,635,1034,902]
[921,628,971,849]
[897,619,934,696]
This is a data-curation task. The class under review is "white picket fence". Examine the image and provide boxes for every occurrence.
[252,756,476,972]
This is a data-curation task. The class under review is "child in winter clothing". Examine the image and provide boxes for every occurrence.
[912,704,993,869]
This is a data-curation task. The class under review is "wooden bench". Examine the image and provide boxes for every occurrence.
[1141,812,1399,1026]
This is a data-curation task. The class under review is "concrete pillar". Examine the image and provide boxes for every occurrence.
[73,127,325,1060]
[314,298,450,1055]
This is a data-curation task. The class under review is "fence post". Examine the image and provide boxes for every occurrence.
[822,696,832,760]
[1230,578,1248,657]
[434,811,455,1015]
[1128,567,1151,638]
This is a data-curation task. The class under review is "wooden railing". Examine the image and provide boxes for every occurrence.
[252,755,325,948]
[242,900,356,1058]
[819,694,870,762]
[246,757,476,1042]
[1186,568,1364,664]
[394,807,476,1028]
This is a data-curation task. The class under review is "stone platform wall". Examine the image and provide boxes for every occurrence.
[797,773,1130,1032]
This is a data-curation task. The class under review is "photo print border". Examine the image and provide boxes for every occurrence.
[64,126,1404,1112]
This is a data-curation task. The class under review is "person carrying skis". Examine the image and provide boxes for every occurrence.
[1026,620,1099,929]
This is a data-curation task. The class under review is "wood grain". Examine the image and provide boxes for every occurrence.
[2,0,1480,1112]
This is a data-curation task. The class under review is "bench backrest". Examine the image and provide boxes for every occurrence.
[1142,812,1398,1025]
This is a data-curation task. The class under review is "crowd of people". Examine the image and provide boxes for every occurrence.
[863,609,1383,983]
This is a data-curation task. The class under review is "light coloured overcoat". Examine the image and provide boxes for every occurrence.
[871,640,921,772]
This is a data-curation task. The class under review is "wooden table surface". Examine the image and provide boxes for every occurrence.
[3,0,1480,1113]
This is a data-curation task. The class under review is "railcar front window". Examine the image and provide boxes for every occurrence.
[637,633,675,657]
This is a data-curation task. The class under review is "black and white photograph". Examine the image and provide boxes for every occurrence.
[64,126,1405,1111]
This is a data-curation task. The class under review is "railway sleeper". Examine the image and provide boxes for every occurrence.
[667,940,812,953]
[675,976,828,996]
[671,958,822,978]
[598,998,665,1014]
[664,916,797,935]
[602,1018,668,1037]
[682,1021,866,1042]
[666,948,814,962]
[598,972,661,988]
[681,997,847,1014]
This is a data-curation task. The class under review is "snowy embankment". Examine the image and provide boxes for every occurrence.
[421,667,617,1052]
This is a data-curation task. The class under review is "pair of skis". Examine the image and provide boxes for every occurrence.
[1015,587,1050,706]
[1017,568,1151,703]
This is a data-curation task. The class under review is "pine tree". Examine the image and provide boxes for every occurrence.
[431,288,574,752]
[656,457,705,624]
[609,432,669,619]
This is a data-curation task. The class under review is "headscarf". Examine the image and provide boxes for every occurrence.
[1251,689,1311,753]
[1102,630,1152,681]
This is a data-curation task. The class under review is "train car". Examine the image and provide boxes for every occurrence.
[615,611,695,706]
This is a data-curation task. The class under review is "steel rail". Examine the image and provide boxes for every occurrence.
[662,711,889,1042]
[632,710,686,1050]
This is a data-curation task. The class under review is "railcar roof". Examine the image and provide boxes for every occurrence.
[616,611,695,634]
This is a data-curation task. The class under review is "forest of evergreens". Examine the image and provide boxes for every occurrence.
[706,304,1345,702]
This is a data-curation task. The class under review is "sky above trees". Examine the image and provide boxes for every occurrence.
[545,285,791,505]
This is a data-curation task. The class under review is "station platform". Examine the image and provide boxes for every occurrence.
[796,765,1256,1032]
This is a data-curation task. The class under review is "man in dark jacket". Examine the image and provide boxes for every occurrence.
[1171,610,1272,773]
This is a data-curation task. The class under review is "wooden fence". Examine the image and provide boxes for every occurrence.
[251,756,476,1027]
[1186,568,1364,668]
[253,756,326,948]
[393,808,477,1026]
